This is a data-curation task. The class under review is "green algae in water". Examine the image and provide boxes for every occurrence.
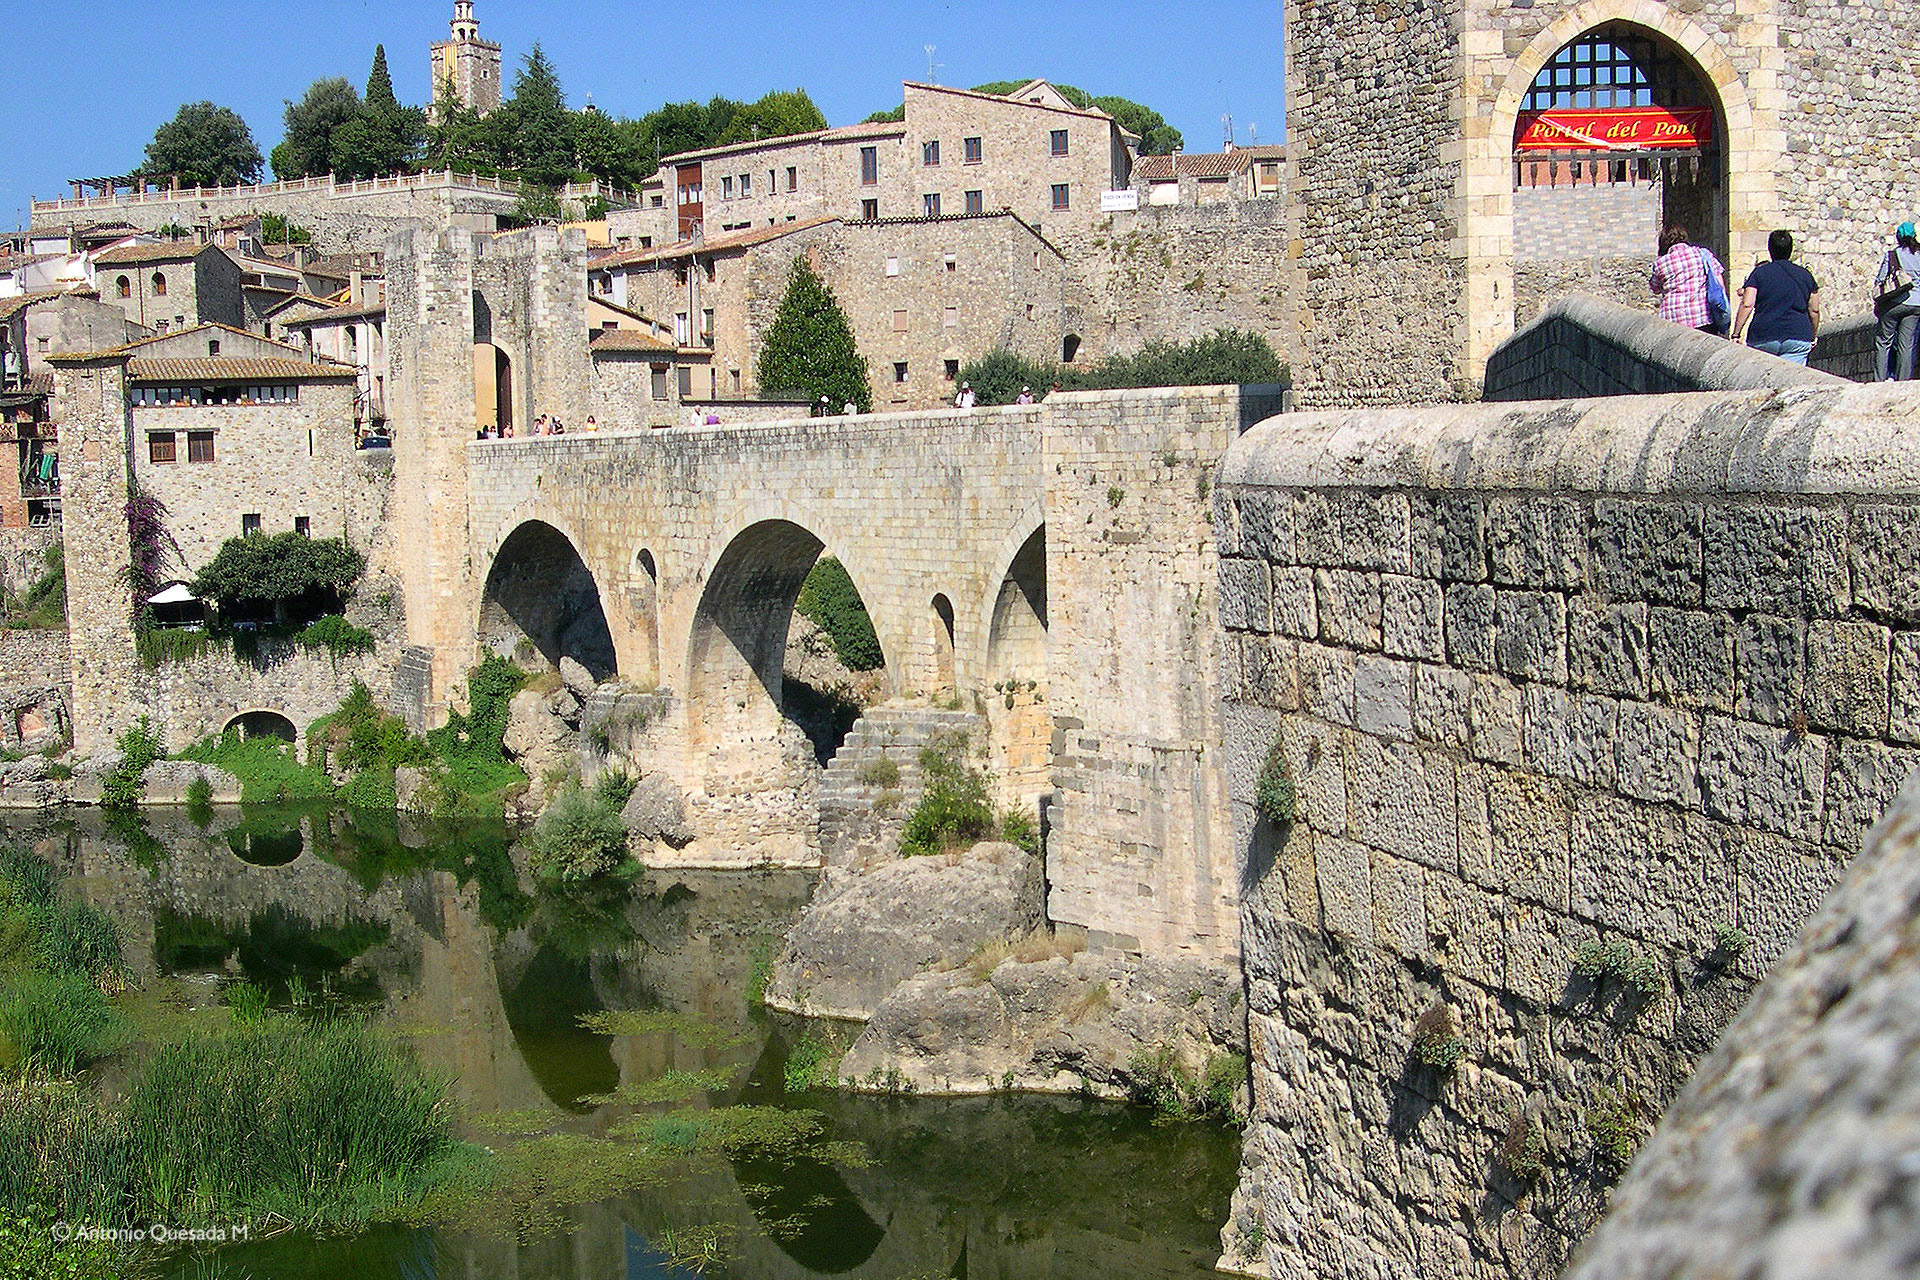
[577,1066,736,1107]
[466,1107,558,1136]
[575,1008,754,1050]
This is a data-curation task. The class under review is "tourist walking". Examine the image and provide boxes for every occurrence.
[1651,224,1729,335]
[1016,386,1035,405]
[954,381,975,409]
[1875,222,1920,381]
[1732,229,1820,366]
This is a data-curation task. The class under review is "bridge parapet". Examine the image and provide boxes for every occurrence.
[1484,293,1844,402]
[1221,378,1920,1278]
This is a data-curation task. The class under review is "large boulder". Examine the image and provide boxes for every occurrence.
[620,772,693,848]
[139,760,241,805]
[763,841,1044,1020]
[501,688,575,783]
[838,949,1245,1103]
[558,655,596,699]
[394,765,433,815]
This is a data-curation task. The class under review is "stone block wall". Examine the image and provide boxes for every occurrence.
[1811,313,1878,383]
[0,629,70,751]
[1216,380,1920,1279]
[0,527,59,598]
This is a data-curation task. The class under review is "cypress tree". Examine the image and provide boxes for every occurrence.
[756,258,872,412]
[365,45,399,115]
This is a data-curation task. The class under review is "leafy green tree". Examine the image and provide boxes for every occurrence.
[863,104,906,124]
[795,558,882,671]
[633,100,716,163]
[144,101,264,187]
[1093,95,1183,155]
[423,80,501,172]
[717,89,828,145]
[507,183,565,226]
[274,78,361,179]
[331,45,425,179]
[191,533,364,623]
[756,259,871,413]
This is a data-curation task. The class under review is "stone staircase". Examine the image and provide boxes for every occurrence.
[818,706,983,868]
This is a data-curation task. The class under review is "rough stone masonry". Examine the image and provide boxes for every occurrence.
[1215,378,1920,1278]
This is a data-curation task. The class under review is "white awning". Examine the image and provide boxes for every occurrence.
[148,583,198,605]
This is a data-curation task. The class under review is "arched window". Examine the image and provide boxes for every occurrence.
[151,272,168,297]
[1062,334,1082,364]
[115,276,131,299]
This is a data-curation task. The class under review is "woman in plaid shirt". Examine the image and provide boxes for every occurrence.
[1650,223,1728,334]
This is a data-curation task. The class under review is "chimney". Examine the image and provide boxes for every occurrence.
[349,271,365,308]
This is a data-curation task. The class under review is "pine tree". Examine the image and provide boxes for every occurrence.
[503,45,575,188]
[365,45,399,115]
[756,258,871,412]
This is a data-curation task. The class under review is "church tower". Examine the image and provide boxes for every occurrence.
[428,0,502,121]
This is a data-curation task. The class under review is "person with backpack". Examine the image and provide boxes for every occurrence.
[1874,222,1920,381]
[1732,229,1820,366]
[1651,223,1729,335]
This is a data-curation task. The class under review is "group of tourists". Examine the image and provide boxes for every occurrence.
[474,414,599,440]
[1652,221,1920,380]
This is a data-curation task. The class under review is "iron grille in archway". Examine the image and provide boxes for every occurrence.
[1514,23,1719,189]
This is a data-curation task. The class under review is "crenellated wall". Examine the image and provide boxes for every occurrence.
[1216,380,1920,1278]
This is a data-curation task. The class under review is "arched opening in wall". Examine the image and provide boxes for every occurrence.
[984,526,1048,812]
[688,521,887,778]
[930,593,956,699]
[480,521,617,681]
[1510,23,1726,324]
[1062,334,1082,364]
[629,548,660,688]
[225,710,296,743]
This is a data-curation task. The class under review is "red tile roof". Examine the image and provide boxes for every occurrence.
[91,241,212,266]
[588,216,840,269]
[589,328,676,353]
[127,356,357,382]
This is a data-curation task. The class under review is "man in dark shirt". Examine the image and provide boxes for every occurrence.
[1732,229,1821,365]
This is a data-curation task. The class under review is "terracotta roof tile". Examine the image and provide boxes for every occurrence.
[91,241,210,265]
[282,300,387,327]
[589,216,840,269]
[127,356,357,382]
[589,328,676,353]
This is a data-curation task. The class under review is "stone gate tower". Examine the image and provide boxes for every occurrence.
[428,0,503,121]
[1284,0,1920,407]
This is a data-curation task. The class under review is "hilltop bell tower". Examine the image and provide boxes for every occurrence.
[428,0,503,121]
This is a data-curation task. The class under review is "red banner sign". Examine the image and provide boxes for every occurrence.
[1515,106,1713,152]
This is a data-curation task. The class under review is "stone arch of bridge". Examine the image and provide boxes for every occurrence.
[478,513,619,682]
[683,512,892,759]
[979,509,1049,810]
[1460,0,1772,374]
[224,709,297,744]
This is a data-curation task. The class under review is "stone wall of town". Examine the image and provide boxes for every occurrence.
[0,628,70,752]
[1052,199,1290,364]
[1215,379,1920,1278]
[129,641,377,755]
[0,527,58,598]
[32,178,524,254]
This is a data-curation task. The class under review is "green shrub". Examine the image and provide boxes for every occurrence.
[745,936,774,1007]
[99,717,164,809]
[957,349,1061,406]
[0,972,121,1073]
[998,805,1041,856]
[191,532,364,622]
[124,1016,462,1226]
[960,328,1289,405]
[1498,1104,1548,1182]
[1409,1000,1465,1075]
[782,1032,836,1093]
[527,783,631,881]
[1586,1083,1641,1168]
[296,614,377,656]
[1573,938,1663,1000]
[1,545,66,630]
[592,769,637,810]
[856,758,901,788]
[424,657,528,809]
[899,735,996,857]
[1126,1046,1245,1120]
[795,557,883,671]
[1712,922,1752,961]
[134,625,224,668]
[184,774,214,825]
[755,257,871,412]
[1255,739,1295,826]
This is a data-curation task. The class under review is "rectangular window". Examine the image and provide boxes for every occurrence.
[944,358,960,381]
[860,146,878,186]
[295,516,310,537]
[885,256,900,277]
[944,254,957,272]
[964,189,983,215]
[1050,129,1069,157]
[1051,183,1070,210]
[675,313,690,345]
[730,368,742,392]
[923,193,941,217]
[964,135,982,164]
[678,367,693,398]
[892,308,909,332]
[701,308,715,343]
[768,170,777,193]
[923,140,940,166]
[861,199,878,220]
[893,361,908,383]
[943,306,958,328]
[147,432,176,464]
[740,173,752,196]
[651,365,669,400]
[786,165,797,191]
[722,176,734,198]
[241,513,261,537]
[187,431,214,463]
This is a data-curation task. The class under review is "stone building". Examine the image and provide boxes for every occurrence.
[428,0,502,120]
[1131,146,1285,207]
[91,324,361,571]
[1283,0,1920,405]
[90,241,244,334]
[279,278,389,435]
[591,211,1067,411]
[611,79,1136,248]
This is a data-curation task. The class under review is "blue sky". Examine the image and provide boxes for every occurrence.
[0,0,1285,229]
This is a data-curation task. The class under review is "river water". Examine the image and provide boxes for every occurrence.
[6,805,1240,1280]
